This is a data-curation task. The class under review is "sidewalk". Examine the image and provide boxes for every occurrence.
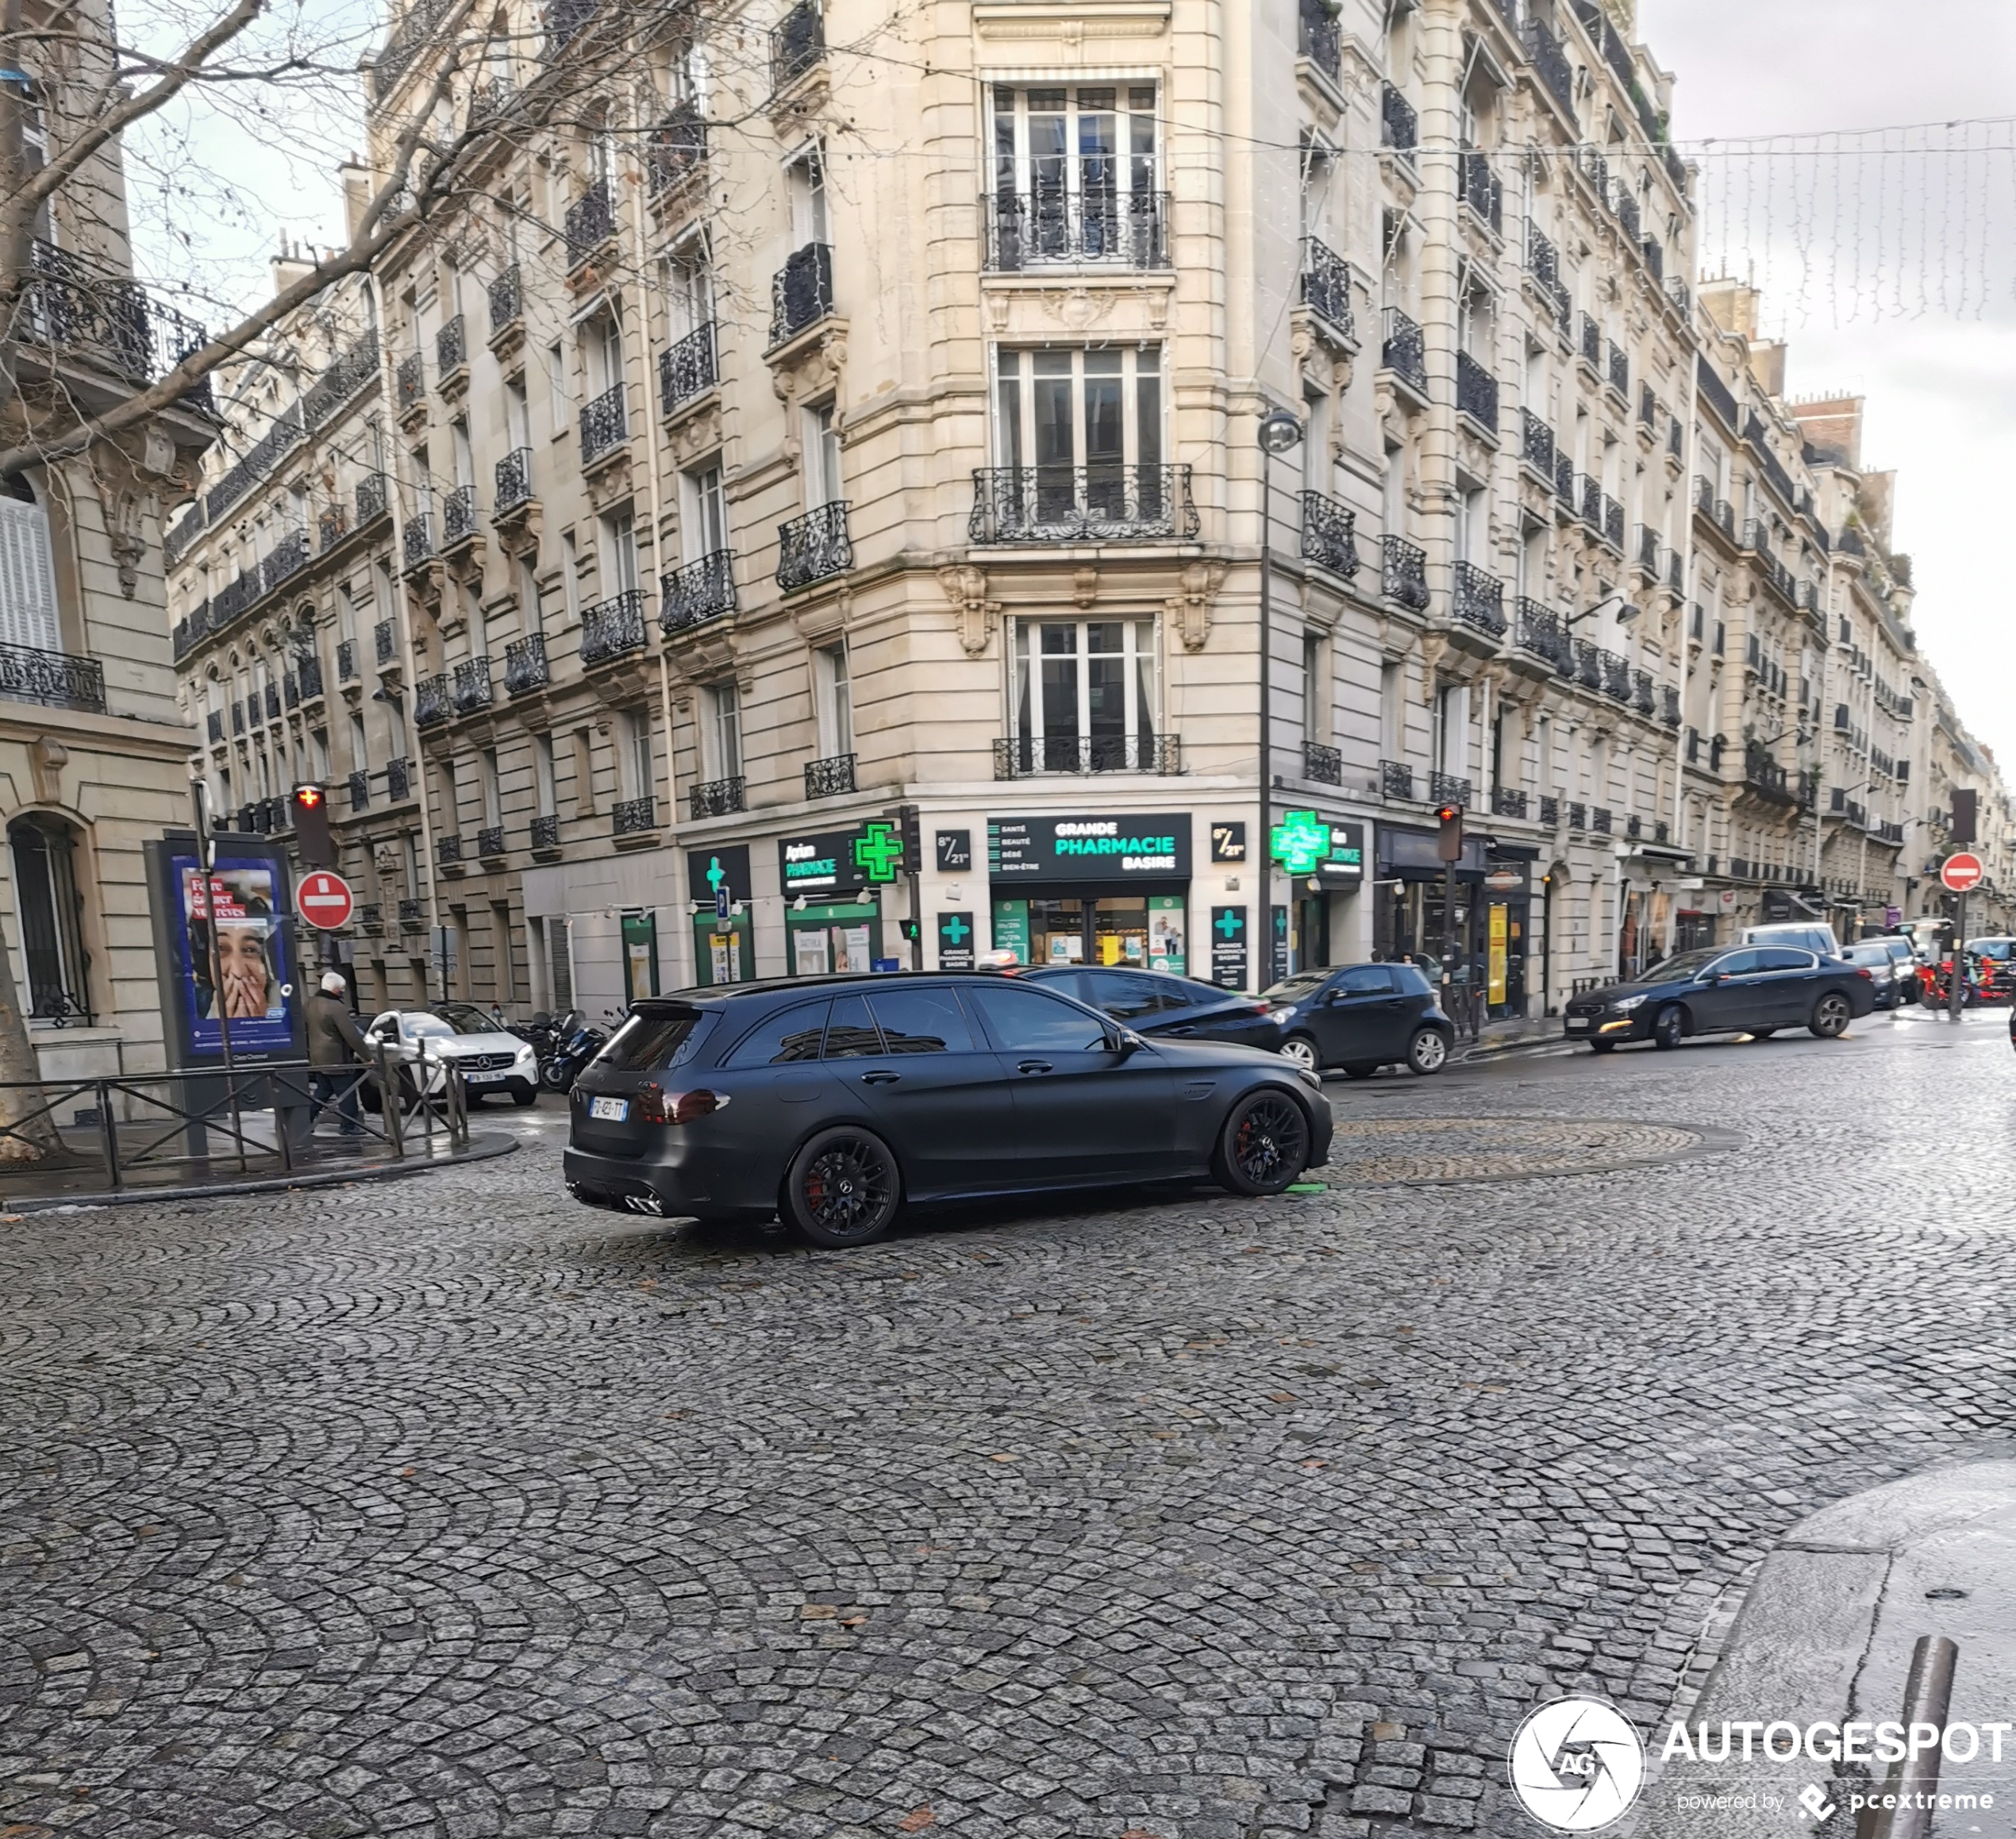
[1455,1013,1568,1060]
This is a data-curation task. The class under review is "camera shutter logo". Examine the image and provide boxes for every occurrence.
[1508,1697,1645,1831]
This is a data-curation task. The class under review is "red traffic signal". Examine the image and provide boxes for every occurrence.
[1435,802,1464,863]
[290,782,336,868]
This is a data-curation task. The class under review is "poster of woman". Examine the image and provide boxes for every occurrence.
[174,858,298,1053]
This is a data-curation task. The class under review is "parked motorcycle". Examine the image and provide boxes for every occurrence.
[538,1010,611,1092]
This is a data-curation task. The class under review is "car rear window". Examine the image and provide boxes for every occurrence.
[594,1006,717,1071]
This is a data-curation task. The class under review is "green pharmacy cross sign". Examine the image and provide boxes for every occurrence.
[1270,809,1333,875]
[705,856,726,894]
[1215,908,1244,939]
[852,821,905,883]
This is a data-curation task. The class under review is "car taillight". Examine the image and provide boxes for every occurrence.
[1855,968,1872,979]
[636,1085,729,1125]
[1245,1001,1272,1014]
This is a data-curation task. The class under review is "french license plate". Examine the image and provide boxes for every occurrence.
[589,1096,629,1121]
[466,1070,506,1084]
[1564,1017,1591,1032]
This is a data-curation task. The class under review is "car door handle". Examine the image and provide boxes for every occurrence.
[859,1070,900,1086]
[1016,1060,1053,1075]
[1166,1025,1195,1037]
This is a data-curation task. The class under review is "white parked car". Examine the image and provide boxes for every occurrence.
[362,1004,541,1106]
[1740,922,1843,959]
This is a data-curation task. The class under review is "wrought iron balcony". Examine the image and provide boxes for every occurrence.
[1515,599,1567,669]
[1380,83,1418,155]
[1539,795,1560,827]
[1302,741,1343,787]
[1300,491,1359,579]
[387,756,412,800]
[1524,224,1572,328]
[1606,340,1629,398]
[613,795,658,836]
[260,529,310,598]
[231,701,245,735]
[1601,650,1632,701]
[661,550,737,632]
[206,709,224,744]
[804,752,857,798]
[1522,16,1575,113]
[779,500,855,591]
[1633,523,1661,577]
[1572,638,1602,691]
[1300,236,1353,339]
[356,471,388,525]
[968,467,1197,545]
[530,814,560,849]
[1451,561,1506,637]
[414,673,450,727]
[579,384,627,464]
[477,824,506,858]
[488,264,521,336]
[402,514,434,567]
[348,769,368,811]
[452,656,493,713]
[398,897,424,928]
[1429,771,1472,809]
[770,242,835,348]
[658,322,717,415]
[0,641,107,714]
[1379,760,1414,801]
[983,189,1169,271]
[1554,451,1575,507]
[581,590,648,665]
[505,633,549,694]
[993,734,1183,778]
[1578,313,1601,368]
[1520,408,1555,475]
[437,314,467,376]
[442,483,477,547]
[1455,350,1498,433]
[1591,806,1613,836]
[1380,306,1427,394]
[1491,784,1529,819]
[1632,668,1656,716]
[375,619,397,666]
[1744,742,1793,803]
[299,655,324,700]
[494,446,533,511]
[544,0,598,54]
[690,775,747,820]
[1458,150,1502,234]
[320,505,348,551]
[467,73,513,129]
[1297,0,1340,77]
[1381,533,1430,611]
[1567,801,1586,831]
[771,0,824,90]
[263,683,281,721]
[22,237,214,414]
[648,105,707,194]
[437,834,464,866]
[1610,183,1641,245]
[565,179,615,270]
[396,351,425,410]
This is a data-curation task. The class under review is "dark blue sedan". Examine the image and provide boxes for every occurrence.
[1564,945,1876,1052]
[1018,966,1281,1052]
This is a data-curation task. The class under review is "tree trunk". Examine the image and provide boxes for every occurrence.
[0,910,57,1163]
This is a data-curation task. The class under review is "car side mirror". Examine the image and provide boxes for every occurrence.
[1698,971,1722,986]
[1111,1029,1145,1057]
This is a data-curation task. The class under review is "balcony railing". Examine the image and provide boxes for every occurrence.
[23,238,214,414]
[1606,340,1629,398]
[0,641,108,714]
[1380,83,1418,155]
[993,734,1183,778]
[769,242,835,348]
[414,673,450,727]
[436,314,466,377]
[530,814,560,849]
[319,505,347,551]
[299,655,324,700]
[1522,17,1575,113]
[504,633,550,694]
[1632,669,1656,717]
[1297,0,1341,78]
[1300,491,1359,579]
[1455,350,1498,433]
[398,897,423,928]
[375,619,397,665]
[1300,236,1353,338]
[1591,806,1613,836]
[804,752,857,798]
[771,0,824,90]
[580,589,648,665]
[1524,224,1572,328]
[661,550,737,632]
[1379,760,1414,801]
[1458,150,1502,234]
[690,776,747,820]
[387,757,412,800]
[1491,784,1529,819]
[647,105,707,194]
[442,483,477,547]
[348,770,368,812]
[356,471,388,525]
[494,446,533,511]
[396,352,425,410]
[1539,795,1560,827]
[1381,534,1429,611]
[206,710,224,743]
[968,467,1197,545]
[1429,771,1472,809]
[779,501,856,590]
[1520,408,1555,476]
[452,656,493,714]
[1578,313,1601,368]
[1380,306,1427,394]
[1516,599,1568,670]
[1601,651,1632,701]
[437,834,464,866]
[1302,741,1343,787]
[1451,561,1506,637]
[263,683,281,721]
[579,384,627,464]
[477,824,506,858]
[565,179,615,270]
[1572,638,1602,691]
[402,514,434,567]
[487,264,521,337]
[983,190,1169,271]
[1744,741,1793,803]
[658,322,717,415]
[613,796,658,836]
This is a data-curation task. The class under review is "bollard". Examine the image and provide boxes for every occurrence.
[96,1078,121,1188]
[1863,1634,1959,1839]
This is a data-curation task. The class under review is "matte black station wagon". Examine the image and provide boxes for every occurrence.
[564,973,1333,1247]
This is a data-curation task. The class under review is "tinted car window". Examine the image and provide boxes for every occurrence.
[824,994,885,1059]
[723,999,831,1068]
[1712,950,1761,977]
[1262,971,1329,1001]
[1757,948,1816,971]
[1085,971,1172,1021]
[868,988,975,1055]
[1336,966,1395,995]
[968,983,1110,1052]
[1390,964,1433,995]
[593,1007,715,1071]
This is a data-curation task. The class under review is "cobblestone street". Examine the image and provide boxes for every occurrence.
[6,1010,2016,1839]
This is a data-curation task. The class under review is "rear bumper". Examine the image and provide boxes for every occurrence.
[562,1141,773,1222]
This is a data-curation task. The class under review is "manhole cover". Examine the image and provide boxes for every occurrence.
[1324,1114,1711,1185]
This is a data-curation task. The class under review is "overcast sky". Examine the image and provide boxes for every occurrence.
[1641,0,2016,771]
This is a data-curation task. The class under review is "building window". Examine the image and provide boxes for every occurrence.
[786,144,828,244]
[683,464,727,559]
[1011,618,1158,770]
[533,733,557,816]
[817,642,852,756]
[599,508,638,595]
[666,242,714,338]
[706,679,742,779]
[10,816,90,1022]
[618,707,652,798]
[801,406,841,510]
[991,85,1158,221]
[994,343,1163,482]
[0,484,63,655]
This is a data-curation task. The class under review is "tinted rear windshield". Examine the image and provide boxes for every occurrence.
[593,1007,717,1072]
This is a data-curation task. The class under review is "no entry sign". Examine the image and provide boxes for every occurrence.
[298,868,356,929]
[1941,852,1985,894]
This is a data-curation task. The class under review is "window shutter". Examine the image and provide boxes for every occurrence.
[0,498,63,653]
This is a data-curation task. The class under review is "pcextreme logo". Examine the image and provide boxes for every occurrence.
[1508,1697,1647,1831]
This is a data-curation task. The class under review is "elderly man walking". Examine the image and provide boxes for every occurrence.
[306,971,369,1135]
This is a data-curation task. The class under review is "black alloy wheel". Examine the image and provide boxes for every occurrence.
[1810,991,1852,1039]
[1652,1004,1685,1052]
[1214,1091,1311,1197]
[783,1126,902,1248]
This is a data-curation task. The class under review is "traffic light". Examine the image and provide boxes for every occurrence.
[290,783,335,868]
[1435,802,1464,863]
[1952,788,1978,845]
[896,802,921,871]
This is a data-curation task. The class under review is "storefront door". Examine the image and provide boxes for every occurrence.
[691,912,755,985]
[787,899,882,976]
[998,892,1186,971]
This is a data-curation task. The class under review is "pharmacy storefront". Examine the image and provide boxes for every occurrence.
[987,812,1191,972]
[779,818,908,976]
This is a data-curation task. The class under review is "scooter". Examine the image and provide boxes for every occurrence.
[538,1010,610,1092]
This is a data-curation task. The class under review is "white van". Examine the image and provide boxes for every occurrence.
[1740,921,1843,958]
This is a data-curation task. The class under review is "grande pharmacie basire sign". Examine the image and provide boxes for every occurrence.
[987,815,1191,880]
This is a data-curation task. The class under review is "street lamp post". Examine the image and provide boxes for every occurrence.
[1257,407,1303,983]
